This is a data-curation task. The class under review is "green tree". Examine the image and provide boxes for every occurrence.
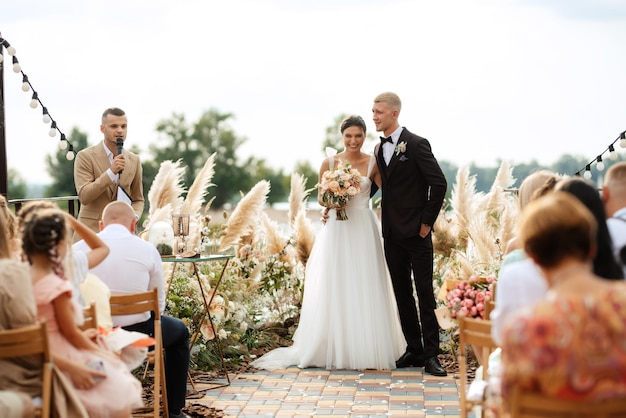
[245,159,287,205]
[144,109,253,208]
[45,127,89,198]
[7,168,27,199]
[322,113,349,152]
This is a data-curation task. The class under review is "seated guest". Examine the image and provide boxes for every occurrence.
[1,199,90,417]
[501,192,626,405]
[602,161,626,276]
[23,208,143,417]
[556,178,623,280]
[73,201,191,418]
[16,200,110,325]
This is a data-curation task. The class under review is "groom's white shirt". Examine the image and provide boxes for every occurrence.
[382,126,404,165]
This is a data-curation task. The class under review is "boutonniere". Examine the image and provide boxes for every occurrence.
[395,141,407,156]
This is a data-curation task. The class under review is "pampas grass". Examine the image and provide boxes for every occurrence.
[288,173,308,229]
[181,153,216,216]
[147,160,186,217]
[294,211,316,266]
[261,212,292,264]
[449,165,481,252]
[219,180,271,252]
[182,154,216,251]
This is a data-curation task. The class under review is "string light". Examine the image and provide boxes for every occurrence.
[58,134,68,150]
[574,130,626,177]
[29,92,39,109]
[11,56,20,73]
[48,121,57,137]
[596,155,604,171]
[66,144,75,161]
[1,39,16,56]
[21,74,29,92]
[42,107,51,124]
[0,36,77,159]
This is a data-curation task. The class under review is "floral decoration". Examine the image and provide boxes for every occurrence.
[446,274,496,319]
[395,141,407,156]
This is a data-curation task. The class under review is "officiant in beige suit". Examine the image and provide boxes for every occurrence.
[73,107,143,240]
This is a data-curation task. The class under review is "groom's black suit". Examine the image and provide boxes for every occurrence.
[375,127,447,359]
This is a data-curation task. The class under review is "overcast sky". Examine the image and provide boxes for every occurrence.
[2,0,626,185]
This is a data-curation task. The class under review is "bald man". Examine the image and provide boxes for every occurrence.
[73,202,191,418]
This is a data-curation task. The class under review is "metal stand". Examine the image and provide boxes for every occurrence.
[162,255,233,390]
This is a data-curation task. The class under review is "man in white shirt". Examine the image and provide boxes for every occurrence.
[602,161,626,277]
[73,202,190,418]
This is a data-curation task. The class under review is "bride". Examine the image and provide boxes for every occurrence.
[252,115,405,370]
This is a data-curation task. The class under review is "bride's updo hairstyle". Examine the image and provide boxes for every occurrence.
[518,191,596,269]
[21,208,68,279]
[340,115,366,134]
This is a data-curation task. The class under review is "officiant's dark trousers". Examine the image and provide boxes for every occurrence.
[384,234,439,358]
[123,314,190,412]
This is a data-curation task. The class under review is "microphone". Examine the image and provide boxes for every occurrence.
[116,138,124,175]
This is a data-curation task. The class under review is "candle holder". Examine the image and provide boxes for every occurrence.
[172,214,190,255]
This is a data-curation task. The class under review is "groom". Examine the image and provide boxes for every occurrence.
[372,92,448,376]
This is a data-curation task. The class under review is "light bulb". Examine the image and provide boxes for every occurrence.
[12,63,21,73]
[21,82,30,92]
[49,127,57,137]
[42,108,51,124]
[610,150,618,160]
[597,161,605,171]
[7,46,16,56]
[620,138,626,148]
[66,151,75,161]
[583,170,592,180]
[58,140,68,150]
[29,99,38,109]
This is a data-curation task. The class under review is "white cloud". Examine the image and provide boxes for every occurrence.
[2,0,626,185]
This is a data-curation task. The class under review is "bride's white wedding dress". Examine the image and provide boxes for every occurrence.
[252,155,406,370]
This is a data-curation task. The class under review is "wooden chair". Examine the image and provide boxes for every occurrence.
[0,322,52,418]
[80,302,98,332]
[458,317,498,418]
[484,300,496,320]
[509,387,626,417]
[109,289,168,418]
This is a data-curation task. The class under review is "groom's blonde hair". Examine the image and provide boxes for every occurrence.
[374,92,402,112]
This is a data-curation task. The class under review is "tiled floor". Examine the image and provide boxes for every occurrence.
[189,367,463,417]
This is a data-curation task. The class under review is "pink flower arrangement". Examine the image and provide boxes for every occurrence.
[446,274,496,319]
[319,160,361,221]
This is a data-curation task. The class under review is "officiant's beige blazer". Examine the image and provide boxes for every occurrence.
[73,142,144,238]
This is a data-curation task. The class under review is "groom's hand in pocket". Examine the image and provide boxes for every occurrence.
[419,223,431,238]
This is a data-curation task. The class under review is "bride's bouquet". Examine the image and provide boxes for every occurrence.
[319,160,361,221]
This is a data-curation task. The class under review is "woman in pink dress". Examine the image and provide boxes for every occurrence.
[501,192,626,409]
[22,208,143,418]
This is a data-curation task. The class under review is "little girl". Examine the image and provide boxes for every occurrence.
[22,208,143,418]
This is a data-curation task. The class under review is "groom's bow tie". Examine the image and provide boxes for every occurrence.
[380,136,393,144]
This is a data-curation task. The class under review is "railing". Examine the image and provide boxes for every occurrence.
[8,196,80,217]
